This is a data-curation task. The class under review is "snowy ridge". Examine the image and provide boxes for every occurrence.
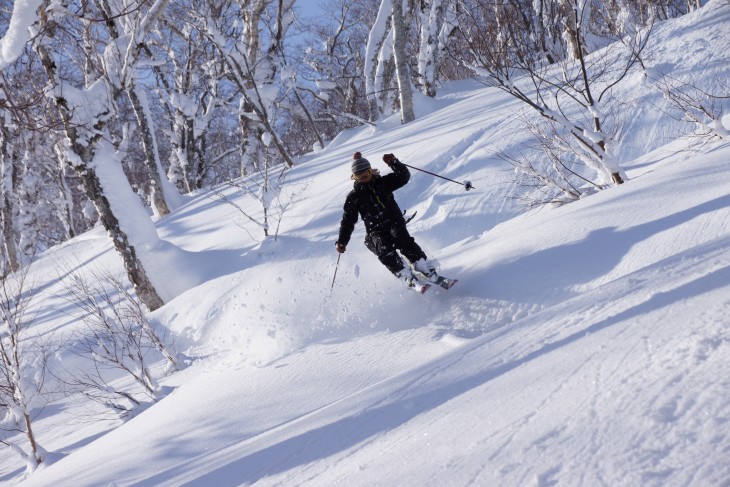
[3,3,730,486]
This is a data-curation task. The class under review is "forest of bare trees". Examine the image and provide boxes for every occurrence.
[1,0,704,279]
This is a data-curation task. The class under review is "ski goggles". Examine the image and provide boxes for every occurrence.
[352,169,372,181]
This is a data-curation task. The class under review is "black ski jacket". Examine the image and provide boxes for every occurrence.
[337,159,410,246]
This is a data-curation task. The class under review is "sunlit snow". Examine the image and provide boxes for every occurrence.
[2,3,729,486]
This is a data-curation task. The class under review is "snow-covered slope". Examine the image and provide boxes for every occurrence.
[2,2,730,486]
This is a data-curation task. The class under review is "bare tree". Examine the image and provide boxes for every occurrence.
[495,116,599,208]
[150,19,220,193]
[298,0,373,136]
[90,0,181,217]
[33,0,169,310]
[657,75,730,141]
[59,268,179,418]
[460,0,655,192]
[0,47,94,268]
[192,0,295,171]
[0,266,49,472]
[211,162,304,240]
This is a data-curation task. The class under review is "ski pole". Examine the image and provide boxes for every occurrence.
[330,253,341,291]
[401,163,474,191]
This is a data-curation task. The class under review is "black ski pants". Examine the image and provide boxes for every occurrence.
[364,221,427,275]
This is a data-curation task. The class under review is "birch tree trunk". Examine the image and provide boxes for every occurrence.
[560,0,583,60]
[392,0,415,123]
[75,149,165,309]
[365,0,394,122]
[128,83,172,217]
[95,0,178,216]
[0,116,21,274]
[55,163,79,239]
[417,0,442,97]
[35,35,165,311]
[239,0,268,174]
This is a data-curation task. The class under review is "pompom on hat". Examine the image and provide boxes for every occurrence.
[351,151,371,174]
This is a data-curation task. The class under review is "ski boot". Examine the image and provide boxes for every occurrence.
[396,268,431,294]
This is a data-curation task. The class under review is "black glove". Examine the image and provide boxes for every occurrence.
[382,153,396,165]
[335,242,346,253]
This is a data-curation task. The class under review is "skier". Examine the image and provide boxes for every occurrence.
[335,151,441,292]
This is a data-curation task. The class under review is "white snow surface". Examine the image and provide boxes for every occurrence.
[3,3,730,486]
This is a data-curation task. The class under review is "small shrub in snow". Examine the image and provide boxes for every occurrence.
[0,266,50,473]
[59,269,180,418]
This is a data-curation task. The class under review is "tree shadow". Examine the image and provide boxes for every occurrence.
[484,193,730,305]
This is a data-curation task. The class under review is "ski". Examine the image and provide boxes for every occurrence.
[403,264,457,294]
[408,277,456,294]
[412,268,458,291]
[435,276,458,290]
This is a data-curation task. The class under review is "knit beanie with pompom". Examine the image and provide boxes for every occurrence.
[351,151,371,174]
